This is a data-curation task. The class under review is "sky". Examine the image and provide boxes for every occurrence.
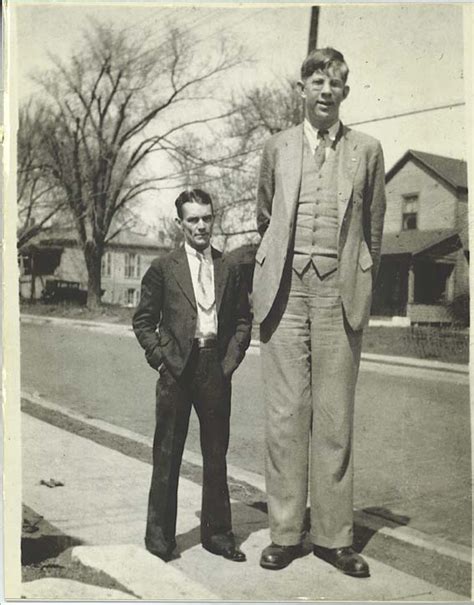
[11,2,468,224]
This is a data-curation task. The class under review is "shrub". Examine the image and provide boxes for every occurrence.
[447,293,470,327]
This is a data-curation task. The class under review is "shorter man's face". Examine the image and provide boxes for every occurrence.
[176,201,214,251]
[298,67,349,129]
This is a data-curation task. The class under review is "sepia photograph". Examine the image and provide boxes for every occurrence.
[3,1,472,601]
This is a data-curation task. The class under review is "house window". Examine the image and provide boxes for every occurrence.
[102,252,112,278]
[402,193,419,230]
[124,253,141,279]
[125,288,140,307]
[20,253,32,276]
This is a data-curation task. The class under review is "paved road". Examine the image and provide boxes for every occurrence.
[20,322,471,546]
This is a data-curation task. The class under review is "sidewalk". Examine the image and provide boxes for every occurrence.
[20,411,468,601]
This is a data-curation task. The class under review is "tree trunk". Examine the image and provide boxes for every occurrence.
[30,253,36,302]
[84,241,103,309]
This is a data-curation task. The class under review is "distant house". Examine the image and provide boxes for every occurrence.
[372,150,469,324]
[19,227,171,306]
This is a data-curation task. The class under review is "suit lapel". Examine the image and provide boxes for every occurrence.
[281,125,304,218]
[212,248,227,313]
[171,247,196,309]
[337,127,360,238]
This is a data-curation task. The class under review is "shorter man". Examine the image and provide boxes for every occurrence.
[133,189,251,563]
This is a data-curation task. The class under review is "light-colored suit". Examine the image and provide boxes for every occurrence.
[253,123,386,548]
[253,123,386,330]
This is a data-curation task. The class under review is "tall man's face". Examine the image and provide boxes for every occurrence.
[298,67,349,129]
[176,201,214,252]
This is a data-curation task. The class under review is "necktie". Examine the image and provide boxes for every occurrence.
[196,252,215,311]
[314,129,329,172]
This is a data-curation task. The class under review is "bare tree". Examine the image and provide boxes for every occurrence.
[17,103,70,249]
[169,79,302,250]
[28,19,243,307]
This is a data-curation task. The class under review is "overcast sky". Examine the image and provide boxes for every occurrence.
[12,2,468,222]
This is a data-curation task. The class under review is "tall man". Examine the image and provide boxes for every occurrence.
[253,48,386,576]
[133,189,251,563]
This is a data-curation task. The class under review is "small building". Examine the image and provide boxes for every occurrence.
[19,227,171,307]
[372,150,469,324]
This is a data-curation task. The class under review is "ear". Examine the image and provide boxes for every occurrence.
[174,216,182,229]
[297,80,306,99]
[343,85,350,101]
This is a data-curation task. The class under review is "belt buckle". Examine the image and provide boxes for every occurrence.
[196,336,217,349]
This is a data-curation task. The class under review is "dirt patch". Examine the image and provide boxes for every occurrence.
[22,504,136,596]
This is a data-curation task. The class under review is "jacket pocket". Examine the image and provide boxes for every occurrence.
[158,331,171,346]
[359,242,373,272]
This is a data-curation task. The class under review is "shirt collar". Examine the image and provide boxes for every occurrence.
[184,241,212,261]
[304,118,341,148]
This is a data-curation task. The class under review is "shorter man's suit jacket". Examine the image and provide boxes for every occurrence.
[253,123,386,331]
[133,246,252,378]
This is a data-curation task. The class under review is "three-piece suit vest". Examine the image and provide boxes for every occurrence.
[292,136,339,278]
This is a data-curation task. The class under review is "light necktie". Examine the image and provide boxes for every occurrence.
[314,129,329,172]
[196,252,215,311]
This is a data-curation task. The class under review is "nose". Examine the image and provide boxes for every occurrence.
[321,80,332,98]
[197,219,207,230]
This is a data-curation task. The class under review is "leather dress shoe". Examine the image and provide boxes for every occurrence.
[146,546,178,563]
[313,545,370,578]
[202,535,246,562]
[260,543,303,570]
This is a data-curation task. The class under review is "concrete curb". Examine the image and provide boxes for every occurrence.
[21,313,469,374]
[22,390,472,566]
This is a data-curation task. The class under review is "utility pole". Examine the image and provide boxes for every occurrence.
[307,6,320,53]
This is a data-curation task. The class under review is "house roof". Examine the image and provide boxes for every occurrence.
[106,229,168,250]
[382,228,460,256]
[386,150,468,192]
[30,226,168,251]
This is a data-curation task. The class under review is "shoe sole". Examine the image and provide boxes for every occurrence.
[313,553,370,578]
[259,561,292,570]
[203,544,246,562]
[260,551,304,570]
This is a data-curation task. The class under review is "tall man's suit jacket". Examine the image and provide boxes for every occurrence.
[253,123,386,330]
[133,246,252,379]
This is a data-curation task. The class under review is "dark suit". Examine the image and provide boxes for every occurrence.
[133,246,251,556]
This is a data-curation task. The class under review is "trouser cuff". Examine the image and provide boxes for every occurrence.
[310,534,353,549]
[270,532,305,546]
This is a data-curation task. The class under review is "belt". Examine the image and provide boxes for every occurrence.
[293,252,337,258]
[195,337,217,349]
[312,253,337,258]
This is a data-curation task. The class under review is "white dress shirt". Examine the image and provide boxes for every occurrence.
[304,119,341,159]
[184,242,218,337]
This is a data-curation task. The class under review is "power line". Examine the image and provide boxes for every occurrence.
[347,102,465,127]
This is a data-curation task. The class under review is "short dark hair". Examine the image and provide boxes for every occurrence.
[301,47,349,83]
[175,188,214,219]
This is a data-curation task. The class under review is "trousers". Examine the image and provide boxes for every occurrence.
[260,261,362,547]
[145,344,232,557]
